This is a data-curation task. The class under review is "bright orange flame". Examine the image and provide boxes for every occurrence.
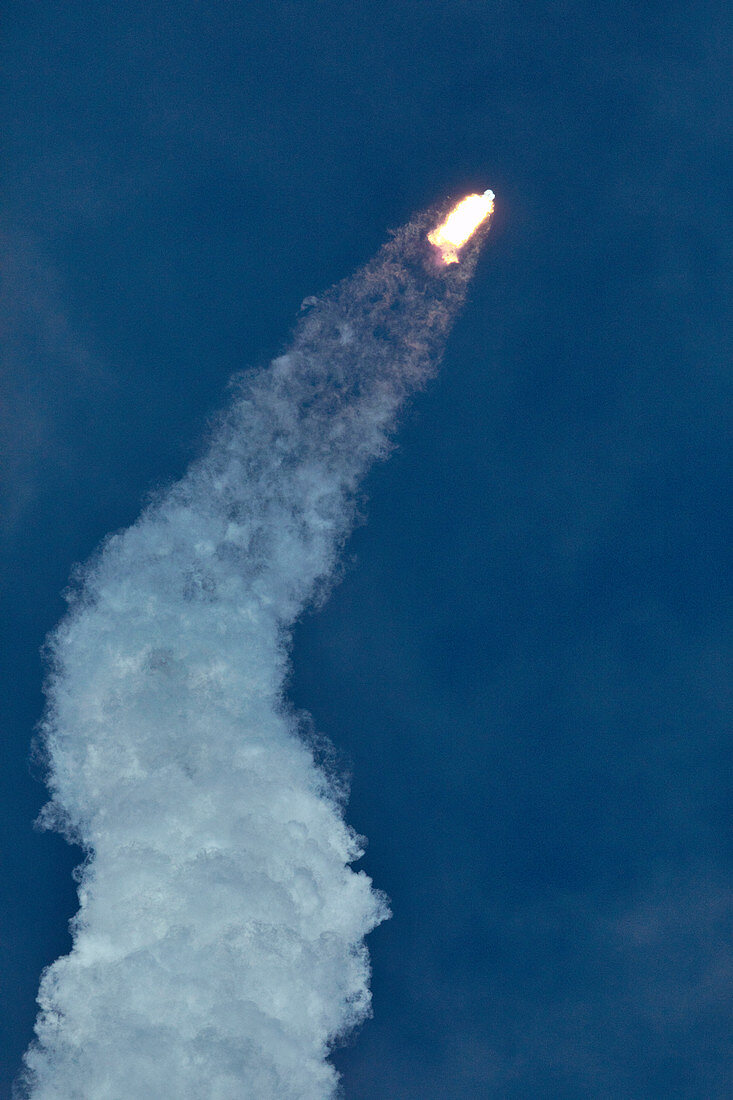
[428,189,495,264]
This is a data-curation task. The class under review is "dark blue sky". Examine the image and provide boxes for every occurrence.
[2,2,730,1096]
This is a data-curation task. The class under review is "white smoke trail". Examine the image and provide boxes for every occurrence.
[19,205,489,1099]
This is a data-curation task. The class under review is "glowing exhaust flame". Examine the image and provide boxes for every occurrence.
[428,189,495,264]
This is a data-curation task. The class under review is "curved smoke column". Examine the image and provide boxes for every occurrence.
[19,203,489,1099]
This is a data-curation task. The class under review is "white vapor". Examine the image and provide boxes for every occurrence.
[19,205,488,1099]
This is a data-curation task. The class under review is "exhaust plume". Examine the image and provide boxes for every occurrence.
[19,196,493,1099]
[428,189,495,264]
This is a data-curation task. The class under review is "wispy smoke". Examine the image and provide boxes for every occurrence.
[19,207,487,1098]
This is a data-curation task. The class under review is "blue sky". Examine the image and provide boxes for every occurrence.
[1,2,730,1096]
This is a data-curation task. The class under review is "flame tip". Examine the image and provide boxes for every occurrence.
[427,189,495,265]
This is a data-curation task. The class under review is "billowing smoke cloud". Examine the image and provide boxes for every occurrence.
[19,206,488,1098]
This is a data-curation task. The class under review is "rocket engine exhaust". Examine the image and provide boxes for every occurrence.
[428,189,495,264]
[19,190,495,1100]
